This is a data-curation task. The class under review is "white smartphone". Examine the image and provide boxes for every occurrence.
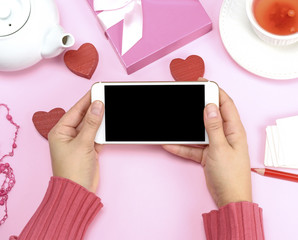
[91,81,219,144]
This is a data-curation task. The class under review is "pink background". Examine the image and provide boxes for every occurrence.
[1,0,298,239]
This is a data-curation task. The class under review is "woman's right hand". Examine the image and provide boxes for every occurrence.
[163,85,252,208]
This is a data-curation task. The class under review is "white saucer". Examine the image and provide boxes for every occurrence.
[219,0,298,80]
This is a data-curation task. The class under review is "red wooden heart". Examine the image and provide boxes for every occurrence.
[170,55,205,81]
[64,43,99,79]
[32,108,65,139]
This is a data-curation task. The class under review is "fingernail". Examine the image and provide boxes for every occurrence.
[91,101,103,116]
[206,104,218,119]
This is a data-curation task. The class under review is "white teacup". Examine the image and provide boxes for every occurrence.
[246,0,298,46]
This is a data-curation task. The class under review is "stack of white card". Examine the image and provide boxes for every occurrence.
[265,115,298,168]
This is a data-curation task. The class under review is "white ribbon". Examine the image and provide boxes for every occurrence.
[94,0,143,55]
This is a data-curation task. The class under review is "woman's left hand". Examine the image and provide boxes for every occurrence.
[48,91,104,193]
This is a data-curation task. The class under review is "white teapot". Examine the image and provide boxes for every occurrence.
[0,0,75,71]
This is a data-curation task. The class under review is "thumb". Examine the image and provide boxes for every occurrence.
[204,104,227,147]
[78,101,104,145]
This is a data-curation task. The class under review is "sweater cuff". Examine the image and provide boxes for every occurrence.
[16,177,103,240]
[202,202,264,240]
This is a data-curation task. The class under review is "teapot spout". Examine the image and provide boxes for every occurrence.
[41,25,75,59]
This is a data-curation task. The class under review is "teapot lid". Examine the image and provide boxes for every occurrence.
[0,0,31,37]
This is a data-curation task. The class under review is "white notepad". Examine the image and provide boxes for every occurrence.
[265,116,298,169]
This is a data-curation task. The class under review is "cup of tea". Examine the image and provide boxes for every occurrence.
[246,0,298,46]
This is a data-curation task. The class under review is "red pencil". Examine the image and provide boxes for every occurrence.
[251,168,298,183]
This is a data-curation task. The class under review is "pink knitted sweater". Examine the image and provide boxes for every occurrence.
[11,177,264,240]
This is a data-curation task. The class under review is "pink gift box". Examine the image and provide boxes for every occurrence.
[87,0,212,74]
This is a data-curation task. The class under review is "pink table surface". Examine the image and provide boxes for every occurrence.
[1,0,298,239]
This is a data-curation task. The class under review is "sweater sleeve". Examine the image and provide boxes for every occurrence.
[202,202,264,240]
[10,177,103,240]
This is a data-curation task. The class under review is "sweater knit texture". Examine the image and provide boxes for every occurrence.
[203,201,265,239]
[10,177,103,240]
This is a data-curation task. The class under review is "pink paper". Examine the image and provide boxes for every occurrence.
[87,0,212,74]
[2,0,298,239]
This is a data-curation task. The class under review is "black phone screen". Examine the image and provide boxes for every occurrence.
[104,85,205,142]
